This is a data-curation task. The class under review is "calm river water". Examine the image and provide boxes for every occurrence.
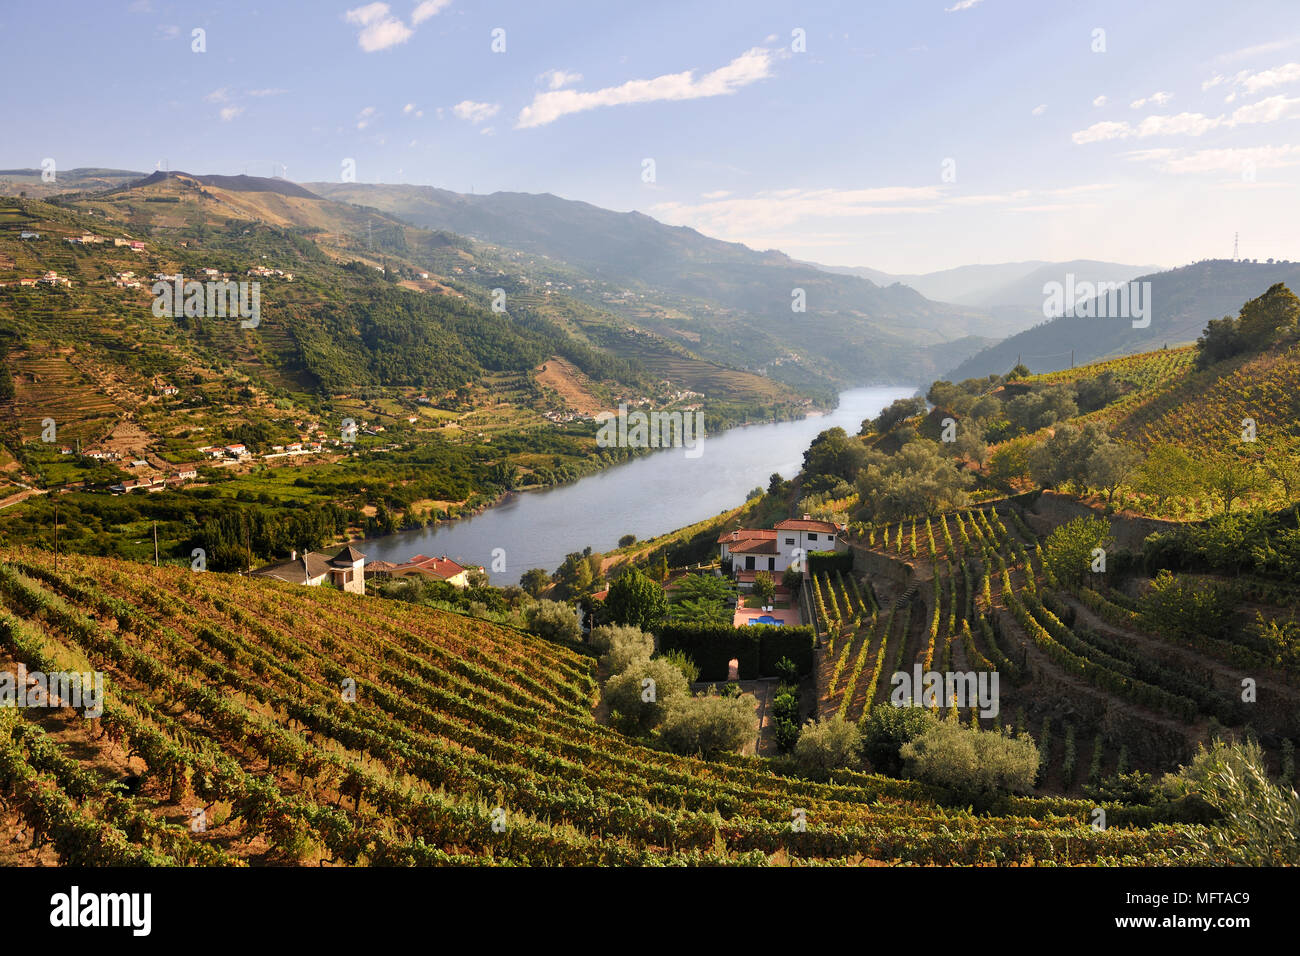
[356,386,913,583]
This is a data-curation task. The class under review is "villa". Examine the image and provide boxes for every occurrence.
[719,515,845,587]
[252,545,366,595]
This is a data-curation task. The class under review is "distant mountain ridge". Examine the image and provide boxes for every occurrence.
[132,170,321,200]
[943,259,1300,380]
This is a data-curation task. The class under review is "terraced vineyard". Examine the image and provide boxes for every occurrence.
[836,501,1300,796]
[0,547,1214,866]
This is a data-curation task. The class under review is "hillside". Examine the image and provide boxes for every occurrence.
[305,182,1002,388]
[0,547,1209,865]
[946,260,1300,380]
[0,190,807,566]
[817,259,1160,312]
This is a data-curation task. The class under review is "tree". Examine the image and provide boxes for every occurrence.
[1005,363,1031,381]
[987,435,1035,489]
[524,600,581,643]
[1195,315,1245,368]
[802,427,869,487]
[868,396,928,435]
[1262,438,1300,501]
[1237,282,1300,348]
[1130,445,1201,509]
[519,567,551,598]
[604,567,667,631]
[672,573,735,604]
[1203,456,1265,515]
[601,658,689,734]
[1086,442,1144,503]
[1028,422,1108,488]
[782,565,803,592]
[854,440,974,522]
[753,570,776,605]
[900,718,1039,808]
[794,717,863,773]
[657,693,757,758]
[1042,516,1111,589]
[861,706,935,776]
[618,533,637,548]
[598,626,655,674]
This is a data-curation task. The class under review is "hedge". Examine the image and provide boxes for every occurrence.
[807,550,853,577]
[657,623,815,681]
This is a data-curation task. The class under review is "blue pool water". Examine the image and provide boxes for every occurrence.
[749,615,782,626]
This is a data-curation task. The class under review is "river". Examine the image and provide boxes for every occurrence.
[356,386,914,583]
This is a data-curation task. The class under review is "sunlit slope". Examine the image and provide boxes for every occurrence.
[0,549,1200,865]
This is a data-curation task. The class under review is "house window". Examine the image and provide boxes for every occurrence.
[808,533,818,541]
[745,556,755,570]
[785,537,795,545]
[768,558,775,570]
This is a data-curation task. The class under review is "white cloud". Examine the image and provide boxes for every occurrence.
[1126,143,1300,174]
[411,0,452,25]
[1135,111,1220,136]
[945,0,983,10]
[1214,37,1300,64]
[516,47,774,128]
[1031,103,1047,116]
[219,106,244,122]
[1130,91,1172,109]
[357,105,378,129]
[538,69,583,90]
[453,100,500,123]
[345,3,413,52]
[1072,120,1131,144]
[205,87,232,103]
[1230,93,1300,124]
[702,190,731,199]
[1240,62,1300,92]
[248,88,287,97]
[1092,95,1108,107]
[1073,95,1300,144]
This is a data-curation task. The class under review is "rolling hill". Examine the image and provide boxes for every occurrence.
[305,182,1003,388]
[944,259,1300,380]
[0,547,1211,865]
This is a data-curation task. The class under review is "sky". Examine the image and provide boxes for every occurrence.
[3,0,1300,273]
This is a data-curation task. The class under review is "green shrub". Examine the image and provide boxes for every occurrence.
[772,690,800,724]
[599,628,654,674]
[794,716,863,772]
[657,694,757,758]
[660,648,700,685]
[861,705,936,776]
[588,623,648,654]
[1164,739,1300,865]
[524,600,580,643]
[600,658,690,734]
[900,718,1040,807]
[1139,570,1236,642]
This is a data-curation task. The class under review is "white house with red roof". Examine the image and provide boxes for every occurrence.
[719,515,845,585]
[386,554,477,588]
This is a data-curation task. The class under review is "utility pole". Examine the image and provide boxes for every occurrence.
[1233,232,1239,261]
[1071,349,1075,368]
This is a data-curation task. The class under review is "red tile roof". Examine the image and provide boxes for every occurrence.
[394,554,468,579]
[716,528,777,544]
[728,539,779,555]
[774,518,840,533]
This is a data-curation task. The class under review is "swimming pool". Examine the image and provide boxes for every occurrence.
[748,615,782,626]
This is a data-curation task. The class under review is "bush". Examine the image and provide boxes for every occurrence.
[1164,739,1300,865]
[794,717,863,772]
[524,600,580,643]
[806,550,853,577]
[605,567,668,631]
[774,719,800,753]
[599,628,655,674]
[660,648,700,685]
[774,656,800,685]
[588,623,647,655]
[657,694,757,758]
[899,718,1040,807]
[1139,570,1236,643]
[861,705,936,776]
[772,690,800,724]
[601,658,690,734]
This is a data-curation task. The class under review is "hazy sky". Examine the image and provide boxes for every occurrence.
[4,0,1299,272]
